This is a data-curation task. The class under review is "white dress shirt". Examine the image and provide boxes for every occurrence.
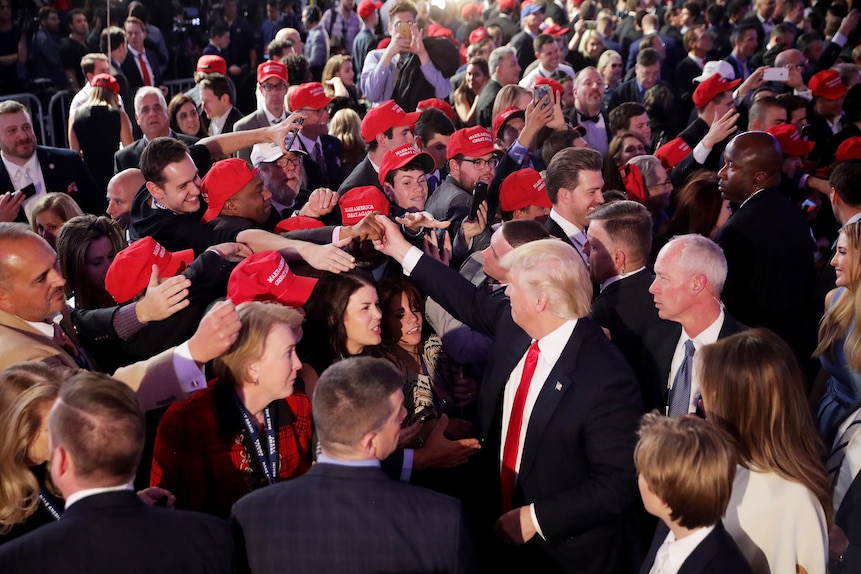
[648,525,714,574]
[2,151,46,222]
[667,310,724,414]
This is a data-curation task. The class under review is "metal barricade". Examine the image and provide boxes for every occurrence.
[163,78,195,99]
[0,93,47,145]
[48,89,76,148]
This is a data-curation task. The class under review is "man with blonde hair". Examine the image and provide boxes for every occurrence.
[374,216,642,573]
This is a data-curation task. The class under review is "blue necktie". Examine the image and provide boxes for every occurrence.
[668,339,695,416]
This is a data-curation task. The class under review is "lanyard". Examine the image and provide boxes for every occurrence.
[39,490,62,521]
[233,392,278,485]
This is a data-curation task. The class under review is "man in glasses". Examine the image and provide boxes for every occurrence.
[234,61,290,162]
[288,82,345,192]
[424,126,500,243]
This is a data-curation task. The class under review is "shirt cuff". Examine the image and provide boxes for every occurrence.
[400,448,413,482]
[692,142,709,165]
[401,245,424,275]
[172,341,207,394]
[833,32,848,47]
[333,226,342,244]
[508,140,531,165]
[113,304,145,340]
[529,503,546,540]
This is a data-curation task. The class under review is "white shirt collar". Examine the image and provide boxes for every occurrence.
[317,453,381,467]
[64,482,135,510]
[297,131,320,154]
[263,106,287,124]
[601,266,647,292]
[681,308,724,345]
[536,319,578,364]
[845,212,861,226]
[549,208,584,239]
[650,525,715,574]
[207,106,233,135]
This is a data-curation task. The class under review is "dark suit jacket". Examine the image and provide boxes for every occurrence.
[638,312,747,413]
[0,491,235,574]
[297,134,344,191]
[232,109,270,162]
[231,463,479,573]
[218,106,245,135]
[714,186,815,358]
[674,56,704,118]
[639,521,753,574]
[591,269,664,375]
[511,31,538,73]
[0,146,101,216]
[608,78,670,111]
[121,47,162,92]
[410,254,642,573]
[476,79,504,129]
[114,133,199,173]
[337,154,380,196]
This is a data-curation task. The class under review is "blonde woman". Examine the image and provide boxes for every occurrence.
[700,329,831,574]
[29,192,83,250]
[815,220,861,444]
[322,54,363,117]
[329,107,365,175]
[69,73,133,194]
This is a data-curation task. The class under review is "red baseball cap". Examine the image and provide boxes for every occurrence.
[654,137,692,171]
[360,100,421,142]
[500,169,551,211]
[534,75,564,96]
[379,144,435,185]
[377,37,392,50]
[417,98,454,122]
[196,55,227,74]
[543,23,570,36]
[200,158,259,222]
[274,215,326,233]
[810,69,847,99]
[228,251,318,307]
[498,0,515,11]
[692,73,741,109]
[468,26,490,45]
[357,0,382,19]
[766,124,815,157]
[427,23,454,38]
[257,60,288,83]
[492,106,526,140]
[447,126,499,159]
[90,73,119,96]
[288,82,333,111]
[836,137,861,162]
[105,237,194,303]
[340,186,391,224]
[461,3,482,18]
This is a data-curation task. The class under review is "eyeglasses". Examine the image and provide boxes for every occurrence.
[649,180,673,189]
[461,157,499,170]
[275,155,303,169]
[260,82,288,92]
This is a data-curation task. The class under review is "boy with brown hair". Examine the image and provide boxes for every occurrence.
[635,414,752,574]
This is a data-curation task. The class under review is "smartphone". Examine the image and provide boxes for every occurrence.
[17,183,36,199]
[533,84,550,107]
[763,67,789,82]
[469,181,488,220]
[283,116,304,150]
[395,21,412,41]
[584,20,597,30]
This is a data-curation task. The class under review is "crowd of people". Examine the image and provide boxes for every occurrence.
[1,0,861,572]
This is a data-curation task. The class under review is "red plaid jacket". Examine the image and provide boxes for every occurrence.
[150,379,313,518]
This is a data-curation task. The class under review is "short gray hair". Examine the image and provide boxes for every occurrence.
[665,234,728,296]
[489,46,515,77]
[627,155,662,187]
[134,86,167,115]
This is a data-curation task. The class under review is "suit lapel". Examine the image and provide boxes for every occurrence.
[476,324,531,441]
[517,323,585,482]
[656,323,681,406]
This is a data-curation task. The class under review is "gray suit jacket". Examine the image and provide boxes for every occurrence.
[232,109,270,162]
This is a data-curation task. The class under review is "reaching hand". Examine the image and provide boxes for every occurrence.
[208,242,253,262]
[134,265,191,323]
[372,214,414,263]
[347,213,386,242]
[187,300,242,365]
[422,228,452,266]
[702,107,739,150]
[298,188,338,218]
[298,237,356,272]
[395,211,450,231]
[412,414,481,470]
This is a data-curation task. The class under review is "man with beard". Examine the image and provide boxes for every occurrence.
[571,67,610,156]
[0,101,100,221]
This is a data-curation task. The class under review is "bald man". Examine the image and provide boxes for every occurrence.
[714,132,815,365]
[107,168,144,230]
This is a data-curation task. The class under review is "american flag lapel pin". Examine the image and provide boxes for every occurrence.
[555,382,563,391]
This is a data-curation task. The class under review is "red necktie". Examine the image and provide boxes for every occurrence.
[139,52,152,86]
[500,340,540,512]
